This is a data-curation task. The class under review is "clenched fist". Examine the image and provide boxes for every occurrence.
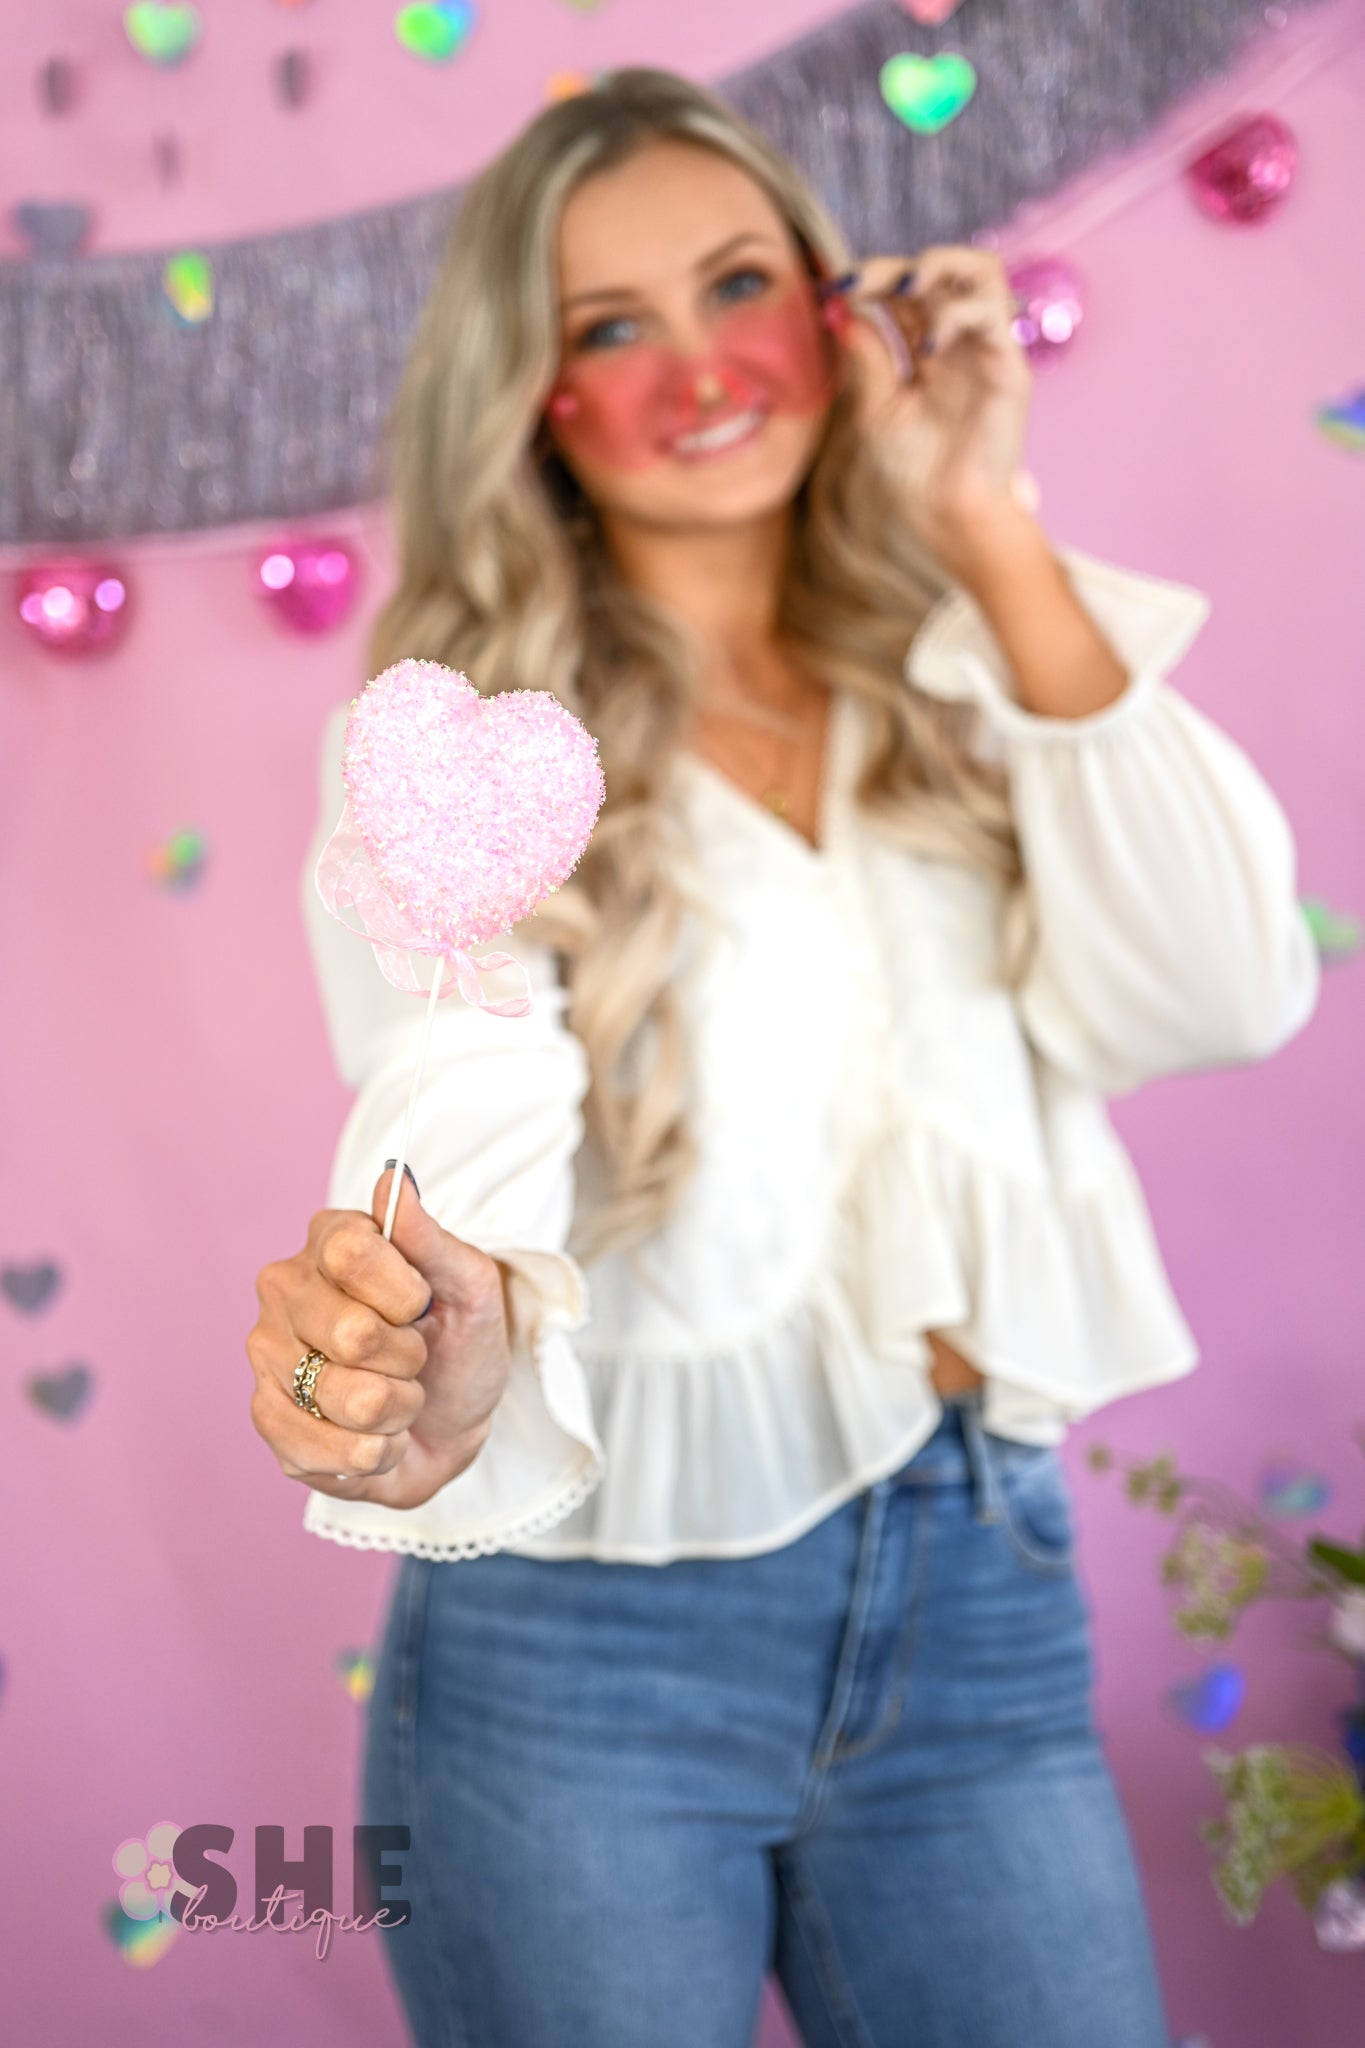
[247,1166,511,1511]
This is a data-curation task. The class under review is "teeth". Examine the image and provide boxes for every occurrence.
[673,408,764,455]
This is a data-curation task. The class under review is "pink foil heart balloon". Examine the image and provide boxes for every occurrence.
[317,659,604,1003]
[257,537,358,633]
[17,559,130,654]
[897,0,964,22]
[1185,112,1297,224]
[1007,256,1084,363]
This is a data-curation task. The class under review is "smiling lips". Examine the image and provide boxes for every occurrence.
[667,404,769,461]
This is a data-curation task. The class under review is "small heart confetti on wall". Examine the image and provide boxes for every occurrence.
[27,1363,94,1422]
[103,1900,182,1965]
[394,2,475,61]
[2,1260,63,1315]
[1315,389,1365,453]
[162,252,213,326]
[1258,1464,1332,1518]
[38,57,80,117]
[334,1650,376,1702]
[879,52,977,135]
[1300,896,1361,961]
[146,829,208,891]
[12,201,92,259]
[897,0,965,23]
[124,3,202,67]
[274,49,312,109]
[546,71,594,100]
[1166,1663,1246,1733]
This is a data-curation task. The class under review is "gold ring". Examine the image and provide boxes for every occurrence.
[293,1348,328,1420]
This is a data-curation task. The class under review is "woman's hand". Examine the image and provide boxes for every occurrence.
[247,1166,511,1512]
[828,245,1035,587]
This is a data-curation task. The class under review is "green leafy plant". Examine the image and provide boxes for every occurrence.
[1202,1745,1365,1925]
[1088,1440,1365,1932]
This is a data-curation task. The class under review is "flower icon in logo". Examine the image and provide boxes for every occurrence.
[112,1822,194,1921]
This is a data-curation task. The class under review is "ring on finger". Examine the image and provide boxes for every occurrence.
[293,1348,329,1421]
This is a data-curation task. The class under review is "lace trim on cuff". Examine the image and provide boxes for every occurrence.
[302,1442,606,1561]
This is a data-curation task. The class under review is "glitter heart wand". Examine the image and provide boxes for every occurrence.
[315,659,605,1240]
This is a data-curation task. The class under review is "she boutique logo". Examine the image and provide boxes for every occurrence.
[112,1821,411,1959]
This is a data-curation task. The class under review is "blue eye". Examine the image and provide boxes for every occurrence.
[576,314,638,353]
[714,266,769,305]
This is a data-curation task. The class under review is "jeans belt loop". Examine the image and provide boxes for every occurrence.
[958,1397,1004,1527]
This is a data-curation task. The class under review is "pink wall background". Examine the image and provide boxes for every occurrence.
[2,3,1363,2044]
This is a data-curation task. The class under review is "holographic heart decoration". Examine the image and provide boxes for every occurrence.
[1300,896,1362,961]
[257,538,358,634]
[1315,389,1365,454]
[1008,256,1084,363]
[334,1649,376,1701]
[879,52,976,134]
[146,829,208,891]
[394,2,474,61]
[16,561,130,655]
[1,1259,63,1314]
[274,49,312,108]
[12,200,92,259]
[38,58,80,117]
[103,1899,182,1965]
[162,252,213,325]
[1166,1664,1246,1733]
[1257,1463,1332,1518]
[1185,112,1297,224]
[124,3,202,66]
[26,1363,95,1421]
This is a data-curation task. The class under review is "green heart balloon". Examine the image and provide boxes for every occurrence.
[163,252,213,326]
[124,3,201,66]
[879,52,977,135]
[395,2,474,62]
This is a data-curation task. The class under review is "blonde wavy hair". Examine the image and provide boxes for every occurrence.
[367,66,1030,1267]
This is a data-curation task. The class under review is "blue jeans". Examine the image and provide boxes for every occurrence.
[362,1398,1170,2047]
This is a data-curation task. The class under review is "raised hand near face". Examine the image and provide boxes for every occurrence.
[822,247,1033,584]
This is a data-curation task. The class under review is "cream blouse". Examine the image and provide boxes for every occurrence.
[298,548,1320,1566]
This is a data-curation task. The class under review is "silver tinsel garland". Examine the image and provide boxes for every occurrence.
[0,0,1326,547]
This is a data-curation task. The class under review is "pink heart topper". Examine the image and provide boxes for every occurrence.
[316,659,605,1014]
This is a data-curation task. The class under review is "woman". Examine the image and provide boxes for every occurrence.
[248,69,1319,2048]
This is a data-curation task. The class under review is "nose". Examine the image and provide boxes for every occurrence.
[682,360,751,415]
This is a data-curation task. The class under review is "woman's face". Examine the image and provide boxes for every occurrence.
[545,138,840,534]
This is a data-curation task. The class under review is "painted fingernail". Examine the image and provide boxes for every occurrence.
[816,270,859,300]
[413,1292,435,1325]
[382,1158,421,1198]
[891,267,918,296]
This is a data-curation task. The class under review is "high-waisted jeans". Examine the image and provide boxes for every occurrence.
[362,1396,1170,2048]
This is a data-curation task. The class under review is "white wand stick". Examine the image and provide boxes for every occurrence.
[381,952,447,1241]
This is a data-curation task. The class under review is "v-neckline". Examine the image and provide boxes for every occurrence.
[679,687,852,864]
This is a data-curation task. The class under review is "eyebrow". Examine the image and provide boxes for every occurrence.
[561,231,777,313]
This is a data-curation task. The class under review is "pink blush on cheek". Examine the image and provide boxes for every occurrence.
[550,346,680,474]
[713,284,835,416]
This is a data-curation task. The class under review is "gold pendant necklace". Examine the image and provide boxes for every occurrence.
[695,669,822,822]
